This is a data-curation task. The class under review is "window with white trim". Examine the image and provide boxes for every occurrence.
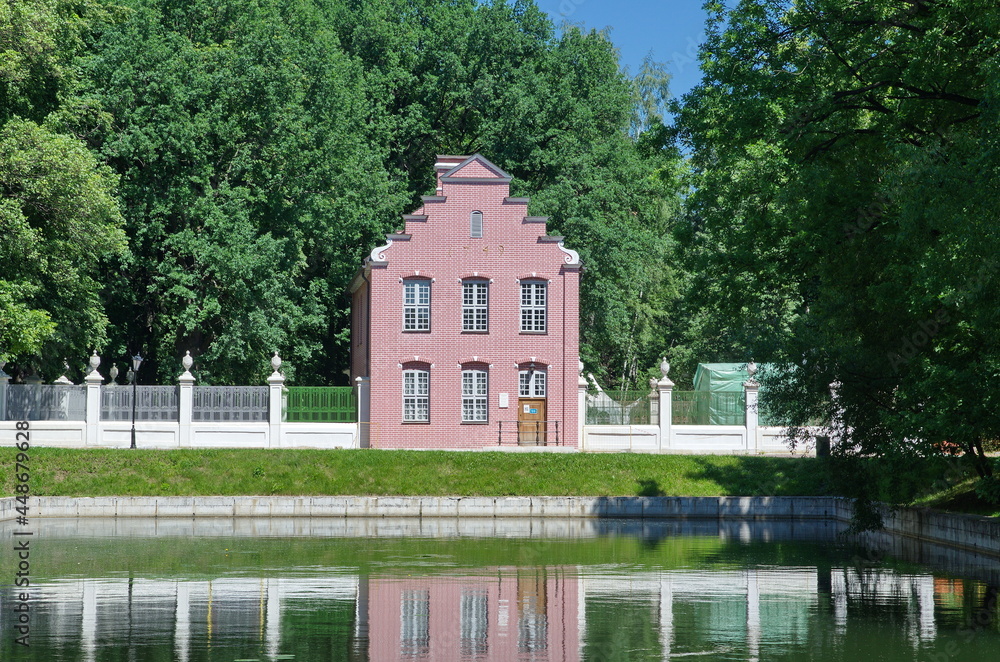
[520,281,546,332]
[470,210,483,238]
[462,369,488,422]
[403,280,430,331]
[403,369,429,421]
[519,369,546,397]
[462,281,488,331]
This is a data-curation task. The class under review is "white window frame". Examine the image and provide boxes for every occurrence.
[403,369,429,421]
[403,280,430,331]
[470,210,483,238]
[461,369,488,422]
[520,281,546,333]
[519,369,546,398]
[462,281,488,332]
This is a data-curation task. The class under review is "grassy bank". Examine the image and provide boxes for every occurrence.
[0,448,835,498]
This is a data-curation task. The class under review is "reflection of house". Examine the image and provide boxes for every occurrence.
[350,154,581,448]
[368,569,580,661]
[14,565,946,660]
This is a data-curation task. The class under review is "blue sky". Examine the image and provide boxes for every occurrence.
[535,0,710,99]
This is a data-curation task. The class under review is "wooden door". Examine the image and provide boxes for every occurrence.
[518,398,546,445]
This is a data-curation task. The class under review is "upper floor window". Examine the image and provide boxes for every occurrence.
[462,281,488,332]
[470,210,483,238]
[520,281,546,333]
[403,280,430,331]
[462,369,488,422]
[403,369,430,421]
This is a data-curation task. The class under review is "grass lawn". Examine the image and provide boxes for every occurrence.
[909,478,1000,518]
[0,448,836,498]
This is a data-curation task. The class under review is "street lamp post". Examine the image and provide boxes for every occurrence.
[130,353,143,449]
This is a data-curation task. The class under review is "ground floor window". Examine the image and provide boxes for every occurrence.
[403,369,429,421]
[462,369,488,422]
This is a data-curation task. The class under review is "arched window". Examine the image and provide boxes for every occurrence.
[470,210,483,238]
[402,368,430,421]
[461,368,488,422]
[462,280,488,332]
[403,279,431,331]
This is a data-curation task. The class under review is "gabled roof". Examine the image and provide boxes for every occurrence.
[440,153,512,183]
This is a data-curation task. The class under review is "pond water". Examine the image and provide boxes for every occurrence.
[1,517,998,661]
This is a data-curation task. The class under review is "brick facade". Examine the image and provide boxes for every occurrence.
[350,155,581,448]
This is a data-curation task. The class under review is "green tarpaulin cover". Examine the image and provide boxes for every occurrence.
[693,363,780,425]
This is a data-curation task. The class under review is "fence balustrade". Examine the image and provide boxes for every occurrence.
[585,390,653,425]
[672,391,745,425]
[284,386,356,422]
[4,384,87,421]
[192,386,269,422]
[101,385,179,421]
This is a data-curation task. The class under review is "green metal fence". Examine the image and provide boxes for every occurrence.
[284,386,356,423]
[586,390,653,425]
[672,391,745,425]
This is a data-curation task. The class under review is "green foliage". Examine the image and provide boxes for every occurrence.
[82,0,406,383]
[675,0,1000,507]
[19,0,682,388]
[0,117,126,373]
[0,0,127,375]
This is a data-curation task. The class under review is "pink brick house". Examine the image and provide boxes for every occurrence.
[350,154,581,448]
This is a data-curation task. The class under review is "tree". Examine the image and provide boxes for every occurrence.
[333,0,686,389]
[81,0,406,383]
[675,0,1000,509]
[0,0,127,375]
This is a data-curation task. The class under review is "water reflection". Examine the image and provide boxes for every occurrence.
[1,517,998,661]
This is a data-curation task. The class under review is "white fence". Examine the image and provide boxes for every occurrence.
[0,355,358,450]
[1,354,819,454]
[579,370,825,455]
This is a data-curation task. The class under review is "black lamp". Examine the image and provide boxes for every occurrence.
[129,353,143,449]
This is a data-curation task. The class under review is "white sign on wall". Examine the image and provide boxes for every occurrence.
[498,393,509,408]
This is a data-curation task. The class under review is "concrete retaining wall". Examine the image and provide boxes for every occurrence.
[0,495,846,520]
[1,495,994,558]
[880,505,1000,558]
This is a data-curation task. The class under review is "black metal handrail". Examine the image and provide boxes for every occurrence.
[497,420,560,446]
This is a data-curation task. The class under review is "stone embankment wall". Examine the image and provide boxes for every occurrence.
[1,496,996,558]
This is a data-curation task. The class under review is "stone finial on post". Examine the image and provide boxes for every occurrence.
[54,360,74,385]
[744,360,760,453]
[84,352,104,446]
[656,358,674,451]
[178,351,196,448]
[267,351,285,448]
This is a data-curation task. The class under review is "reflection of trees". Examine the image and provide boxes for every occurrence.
[971,585,998,631]
[583,597,662,660]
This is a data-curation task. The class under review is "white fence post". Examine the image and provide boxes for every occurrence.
[356,376,370,448]
[744,361,759,453]
[656,358,674,452]
[178,351,195,448]
[0,361,9,421]
[267,352,284,448]
[578,362,588,449]
[84,351,103,446]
